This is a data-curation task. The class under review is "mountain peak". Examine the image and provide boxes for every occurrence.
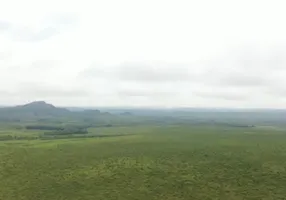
[21,101,56,109]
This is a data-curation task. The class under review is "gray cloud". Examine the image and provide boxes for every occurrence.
[0,90,14,95]
[23,13,77,42]
[28,60,59,70]
[233,44,286,70]
[10,82,88,98]
[200,45,286,90]
[80,62,194,83]
[0,52,11,60]
[14,27,60,42]
[116,62,192,82]
[214,73,270,87]
[44,13,78,26]
[265,86,286,98]
[193,90,248,101]
[0,20,11,31]
[2,13,77,42]
[117,88,174,97]
[8,60,59,70]
[81,44,286,90]
[77,46,286,105]
[1,60,60,81]
[79,65,111,79]
[2,40,286,107]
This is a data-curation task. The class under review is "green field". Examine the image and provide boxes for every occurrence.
[1,125,286,200]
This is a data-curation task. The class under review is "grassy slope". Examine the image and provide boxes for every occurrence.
[1,125,286,200]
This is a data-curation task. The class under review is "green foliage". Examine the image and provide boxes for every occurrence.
[0,135,13,141]
[26,125,64,131]
[43,126,88,136]
[1,125,286,199]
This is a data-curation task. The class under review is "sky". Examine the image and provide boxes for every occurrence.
[1,0,286,108]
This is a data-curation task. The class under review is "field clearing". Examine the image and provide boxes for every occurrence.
[1,125,286,200]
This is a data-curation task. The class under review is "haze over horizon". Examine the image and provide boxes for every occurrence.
[1,100,286,110]
[1,0,286,108]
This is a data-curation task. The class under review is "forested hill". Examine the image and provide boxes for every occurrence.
[0,101,285,127]
[0,101,105,122]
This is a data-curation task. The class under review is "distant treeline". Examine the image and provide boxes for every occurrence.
[25,124,112,131]
[0,135,38,141]
[44,127,88,136]
[25,124,88,136]
[223,124,255,128]
[26,125,64,131]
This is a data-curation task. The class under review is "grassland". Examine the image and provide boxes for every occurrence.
[1,125,286,200]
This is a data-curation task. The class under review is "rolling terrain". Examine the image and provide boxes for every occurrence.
[0,102,286,199]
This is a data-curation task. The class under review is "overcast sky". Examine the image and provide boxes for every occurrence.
[1,0,286,108]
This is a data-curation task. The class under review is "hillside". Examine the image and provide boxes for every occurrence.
[0,101,136,127]
[0,101,285,127]
[0,101,112,122]
[0,101,70,121]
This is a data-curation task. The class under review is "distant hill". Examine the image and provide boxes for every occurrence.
[15,101,70,114]
[0,101,122,126]
[1,101,284,127]
[0,101,71,121]
[19,101,57,109]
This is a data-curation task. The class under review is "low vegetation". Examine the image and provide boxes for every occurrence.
[1,125,286,200]
[1,102,286,199]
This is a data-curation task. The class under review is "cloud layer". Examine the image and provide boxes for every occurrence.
[1,0,286,108]
[0,13,77,42]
